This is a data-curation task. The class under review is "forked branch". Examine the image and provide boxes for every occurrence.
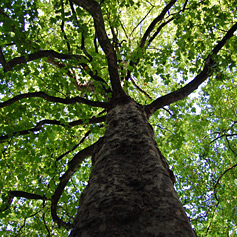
[125,0,177,81]
[145,22,237,116]
[139,0,177,49]
[71,0,126,98]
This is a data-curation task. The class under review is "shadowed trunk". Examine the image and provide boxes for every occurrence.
[70,98,195,236]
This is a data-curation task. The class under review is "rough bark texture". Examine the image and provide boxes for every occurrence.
[70,99,195,236]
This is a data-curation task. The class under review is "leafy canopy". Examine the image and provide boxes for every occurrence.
[0,0,236,235]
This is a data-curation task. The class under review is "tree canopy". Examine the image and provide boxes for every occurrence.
[0,0,236,235]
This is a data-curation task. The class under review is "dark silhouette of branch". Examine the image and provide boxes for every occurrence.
[183,0,189,10]
[0,116,106,142]
[147,17,174,46]
[139,0,177,49]
[124,1,178,82]
[213,163,237,202]
[81,32,93,62]
[0,47,9,71]
[0,91,109,108]
[0,5,103,93]
[201,121,236,142]
[225,136,236,156]
[56,112,105,162]
[130,5,155,37]
[145,22,237,116]
[9,191,48,200]
[129,76,152,100]
[210,133,237,144]
[79,63,112,93]
[128,0,189,69]
[50,1,112,94]
[0,191,48,213]
[51,139,101,229]
[119,18,129,41]
[107,12,119,52]
[69,0,93,61]
[1,4,109,93]
[42,198,51,235]
[17,209,42,235]
[61,0,71,53]
[124,0,190,85]
[42,211,51,236]
[56,130,91,161]
[93,36,99,53]
[72,0,126,98]
[1,50,88,72]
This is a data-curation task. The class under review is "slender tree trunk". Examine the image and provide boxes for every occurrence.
[70,99,195,236]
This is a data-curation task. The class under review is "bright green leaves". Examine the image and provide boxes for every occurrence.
[0,0,236,235]
[153,74,237,235]
[173,0,236,81]
[148,58,236,235]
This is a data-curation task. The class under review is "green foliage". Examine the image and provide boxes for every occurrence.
[152,76,237,235]
[0,0,236,235]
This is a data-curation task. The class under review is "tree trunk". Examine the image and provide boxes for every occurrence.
[70,99,195,236]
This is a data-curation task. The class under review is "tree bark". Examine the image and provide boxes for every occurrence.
[69,99,195,236]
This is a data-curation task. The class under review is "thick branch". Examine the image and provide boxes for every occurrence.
[71,0,126,98]
[0,91,109,108]
[145,22,237,116]
[1,50,88,72]
[51,139,100,229]
[0,116,106,142]
[9,191,48,200]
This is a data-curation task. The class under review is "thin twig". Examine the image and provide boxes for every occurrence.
[129,76,152,100]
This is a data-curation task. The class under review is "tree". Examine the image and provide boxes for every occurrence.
[0,0,236,235]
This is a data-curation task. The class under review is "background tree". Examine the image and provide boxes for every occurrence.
[0,0,236,235]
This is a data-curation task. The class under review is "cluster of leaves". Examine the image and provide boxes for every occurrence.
[0,0,236,235]
[152,74,236,235]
